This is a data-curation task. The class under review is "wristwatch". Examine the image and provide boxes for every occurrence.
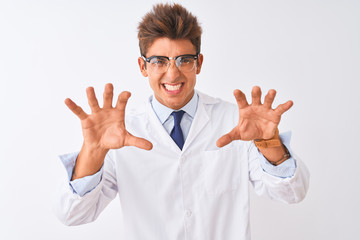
[253,128,282,148]
[267,147,290,166]
[253,128,290,166]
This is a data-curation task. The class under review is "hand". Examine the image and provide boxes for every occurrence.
[216,86,293,148]
[65,83,153,152]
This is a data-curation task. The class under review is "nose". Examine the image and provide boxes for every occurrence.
[165,59,180,80]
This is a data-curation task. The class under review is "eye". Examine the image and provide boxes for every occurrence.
[150,57,168,67]
[179,57,195,64]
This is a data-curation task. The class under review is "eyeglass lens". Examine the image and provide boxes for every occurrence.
[148,56,196,73]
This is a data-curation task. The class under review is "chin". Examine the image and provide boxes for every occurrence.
[166,100,184,110]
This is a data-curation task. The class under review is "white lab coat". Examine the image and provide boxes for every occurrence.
[54,91,310,240]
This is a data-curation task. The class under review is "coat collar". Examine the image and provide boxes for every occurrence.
[144,90,220,153]
[196,90,220,105]
[150,92,198,124]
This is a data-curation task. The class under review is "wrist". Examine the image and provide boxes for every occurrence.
[71,144,108,180]
[81,143,109,157]
[266,147,290,166]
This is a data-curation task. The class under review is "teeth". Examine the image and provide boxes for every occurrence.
[164,83,182,91]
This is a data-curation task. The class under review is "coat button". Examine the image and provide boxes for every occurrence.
[185,209,192,217]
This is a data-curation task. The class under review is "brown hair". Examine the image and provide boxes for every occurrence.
[137,3,202,56]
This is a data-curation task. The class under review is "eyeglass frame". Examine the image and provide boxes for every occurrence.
[141,53,200,72]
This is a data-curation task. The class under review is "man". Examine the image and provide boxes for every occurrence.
[54,3,309,240]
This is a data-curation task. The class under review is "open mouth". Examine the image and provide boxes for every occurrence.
[162,83,184,93]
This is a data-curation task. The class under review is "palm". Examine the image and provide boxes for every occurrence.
[65,84,152,151]
[236,104,280,140]
[80,109,126,149]
[216,86,293,147]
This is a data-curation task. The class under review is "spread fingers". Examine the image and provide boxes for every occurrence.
[125,133,153,150]
[103,83,114,108]
[275,100,294,115]
[263,89,276,109]
[251,86,262,105]
[86,87,100,113]
[64,98,88,120]
[216,128,239,148]
[115,91,131,112]
[233,89,249,109]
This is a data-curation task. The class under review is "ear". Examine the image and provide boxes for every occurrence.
[138,57,148,77]
[196,54,204,75]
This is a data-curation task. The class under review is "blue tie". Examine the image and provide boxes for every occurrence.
[170,110,185,150]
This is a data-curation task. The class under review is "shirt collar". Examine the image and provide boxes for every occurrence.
[151,91,199,124]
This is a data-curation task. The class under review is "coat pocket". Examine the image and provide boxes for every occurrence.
[200,147,242,196]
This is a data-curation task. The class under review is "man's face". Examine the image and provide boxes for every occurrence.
[138,37,203,110]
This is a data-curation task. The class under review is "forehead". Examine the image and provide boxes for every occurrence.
[146,37,196,57]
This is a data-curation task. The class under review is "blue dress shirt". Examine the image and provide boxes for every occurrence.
[60,92,296,197]
[151,92,198,141]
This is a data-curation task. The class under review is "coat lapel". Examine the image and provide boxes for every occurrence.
[182,91,219,151]
[144,97,182,154]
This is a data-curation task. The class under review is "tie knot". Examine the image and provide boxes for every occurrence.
[171,110,185,126]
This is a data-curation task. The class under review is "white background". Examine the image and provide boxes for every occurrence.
[0,0,359,239]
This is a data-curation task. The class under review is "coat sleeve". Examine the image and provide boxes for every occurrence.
[53,152,118,226]
[248,141,310,204]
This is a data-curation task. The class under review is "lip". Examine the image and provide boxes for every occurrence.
[162,82,184,94]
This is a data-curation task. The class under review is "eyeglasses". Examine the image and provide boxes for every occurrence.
[142,54,199,74]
